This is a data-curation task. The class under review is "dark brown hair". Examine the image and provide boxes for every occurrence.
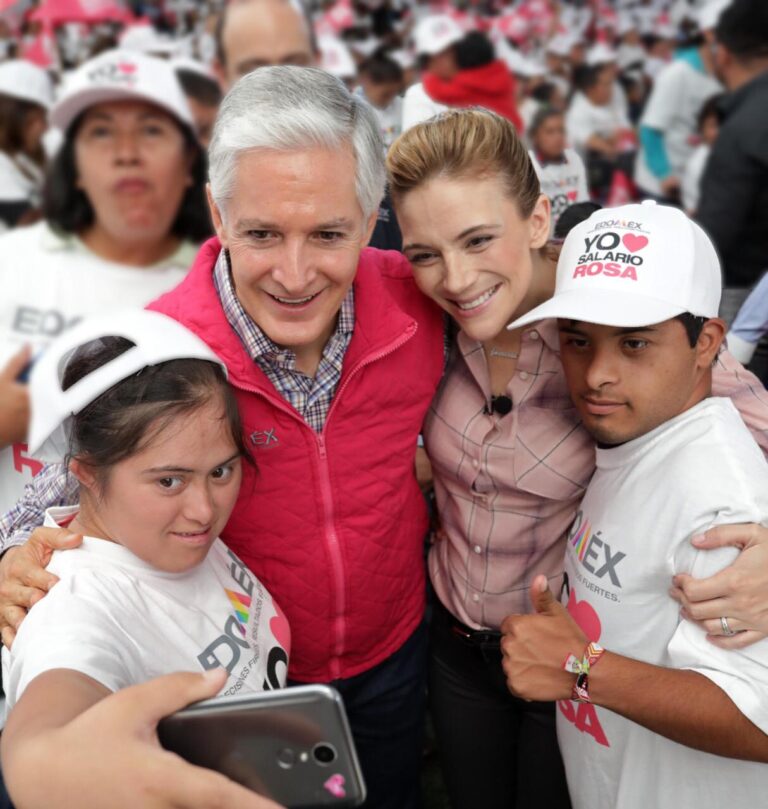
[0,95,46,166]
[42,113,212,242]
[63,337,250,488]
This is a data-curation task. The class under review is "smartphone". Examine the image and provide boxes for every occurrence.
[158,684,366,808]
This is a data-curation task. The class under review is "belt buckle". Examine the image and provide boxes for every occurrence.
[450,624,474,642]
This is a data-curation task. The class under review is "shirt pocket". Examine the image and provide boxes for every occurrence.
[510,404,594,503]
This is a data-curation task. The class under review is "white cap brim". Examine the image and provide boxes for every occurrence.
[51,85,194,132]
[508,288,686,331]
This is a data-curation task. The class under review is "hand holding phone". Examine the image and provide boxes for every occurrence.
[158,684,366,809]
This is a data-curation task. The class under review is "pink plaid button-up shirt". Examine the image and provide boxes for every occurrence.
[426,319,768,631]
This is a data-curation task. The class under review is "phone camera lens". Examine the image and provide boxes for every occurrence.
[277,748,296,769]
[312,743,338,765]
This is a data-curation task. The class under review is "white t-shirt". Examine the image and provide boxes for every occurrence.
[634,59,720,195]
[401,81,448,132]
[558,397,768,809]
[0,153,44,206]
[0,222,195,516]
[681,142,710,214]
[3,507,290,710]
[529,148,589,232]
[565,92,631,157]
[355,87,403,150]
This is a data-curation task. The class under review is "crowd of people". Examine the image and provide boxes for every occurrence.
[0,0,766,808]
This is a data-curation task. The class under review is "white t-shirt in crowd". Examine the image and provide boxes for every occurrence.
[401,81,448,132]
[565,91,632,157]
[355,87,403,150]
[0,221,195,517]
[529,148,589,232]
[634,59,720,195]
[3,507,290,710]
[558,397,768,809]
[0,153,44,208]
[681,142,710,214]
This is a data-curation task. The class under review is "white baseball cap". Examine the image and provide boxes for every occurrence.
[319,36,357,80]
[119,23,179,57]
[546,33,581,57]
[586,42,618,66]
[413,15,464,56]
[50,48,194,132]
[508,201,722,331]
[0,60,54,109]
[28,310,227,463]
[697,0,732,32]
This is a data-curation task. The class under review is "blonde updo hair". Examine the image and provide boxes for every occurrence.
[386,108,541,218]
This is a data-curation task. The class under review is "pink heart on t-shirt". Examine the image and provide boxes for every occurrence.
[622,233,648,252]
[567,190,578,201]
[269,600,291,653]
[324,774,346,799]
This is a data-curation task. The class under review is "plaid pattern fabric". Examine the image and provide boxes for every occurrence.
[0,461,77,548]
[213,249,354,433]
[425,319,595,631]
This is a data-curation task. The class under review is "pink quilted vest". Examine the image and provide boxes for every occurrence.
[150,238,444,681]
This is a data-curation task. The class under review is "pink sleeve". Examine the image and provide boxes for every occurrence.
[712,349,768,458]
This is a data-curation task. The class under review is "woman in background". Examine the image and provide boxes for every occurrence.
[0,60,53,230]
[0,48,209,517]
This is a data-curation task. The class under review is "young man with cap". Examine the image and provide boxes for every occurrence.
[501,200,768,809]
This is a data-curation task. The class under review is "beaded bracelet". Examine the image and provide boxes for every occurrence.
[563,642,605,702]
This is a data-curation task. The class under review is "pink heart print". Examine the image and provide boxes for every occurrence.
[622,234,648,252]
[324,774,346,799]
[567,190,578,201]
[118,62,137,74]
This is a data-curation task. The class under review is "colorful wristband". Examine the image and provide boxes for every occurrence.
[563,642,605,703]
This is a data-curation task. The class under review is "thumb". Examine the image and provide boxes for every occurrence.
[0,345,31,383]
[112,668,228,730]
[693,523,757,551]
[531,575,560,615]
[29,527,84,559]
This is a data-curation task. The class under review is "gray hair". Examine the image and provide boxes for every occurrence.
[209,66,386,220]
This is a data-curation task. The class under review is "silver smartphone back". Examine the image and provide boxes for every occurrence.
[158,684,366,808]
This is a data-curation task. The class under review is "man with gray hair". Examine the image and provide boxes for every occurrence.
[0,67,444,809]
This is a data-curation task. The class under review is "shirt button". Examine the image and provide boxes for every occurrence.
[519,371,529,380]
[529,330,540,341]
[472,594,480,603]
[473,545,482,554]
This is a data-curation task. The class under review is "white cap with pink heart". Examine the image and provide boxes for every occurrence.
[508,201,722,330]
[51,48,194,133]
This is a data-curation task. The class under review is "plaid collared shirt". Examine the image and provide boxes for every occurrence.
[213,249,355,433]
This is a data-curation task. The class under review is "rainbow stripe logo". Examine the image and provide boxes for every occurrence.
[570,518,592,562]
[225,588,252,636]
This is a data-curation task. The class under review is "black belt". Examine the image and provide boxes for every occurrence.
[436,600,502,650]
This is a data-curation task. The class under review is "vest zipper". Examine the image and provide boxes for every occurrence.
[231,320,419,681]
[316,322,418,680]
